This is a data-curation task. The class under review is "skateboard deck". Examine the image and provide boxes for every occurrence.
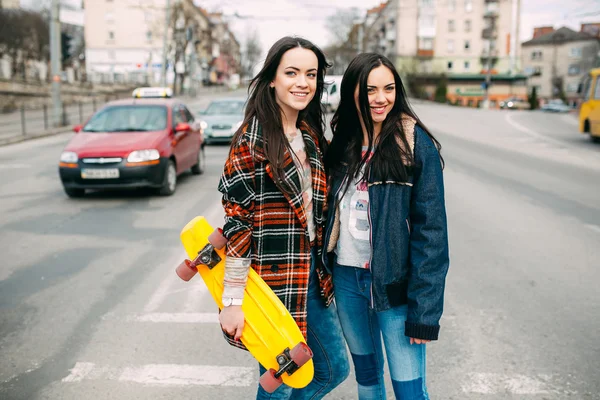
[176,216,314,392]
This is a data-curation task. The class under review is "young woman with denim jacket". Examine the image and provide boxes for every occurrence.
[323,53,449,399]
[217,36,349,400]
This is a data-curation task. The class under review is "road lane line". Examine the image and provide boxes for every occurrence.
[62,362,254,387]
[504,113,565,147]
[144,265,181,313]
[132,312,219,323]
[584,224,600,234]
[462,373,558,394]
[61,362,97,382]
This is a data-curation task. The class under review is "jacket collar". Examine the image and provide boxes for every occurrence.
[245,117,323,229]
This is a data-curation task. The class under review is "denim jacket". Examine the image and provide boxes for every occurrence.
[322,117,449,341]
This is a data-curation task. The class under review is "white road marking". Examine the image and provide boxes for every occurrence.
[62,362,254,387]
[462,373,557,394]
[184,279,210,313]
[144,273,178,313]
[0,163,31,169]
[505,113,566,147]
[584,224,600,234]
[132,312,219,323]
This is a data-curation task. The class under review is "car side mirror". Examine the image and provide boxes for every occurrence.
[73,124,82,133]
[175,122,191,132]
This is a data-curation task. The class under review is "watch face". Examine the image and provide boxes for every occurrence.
[223,298,232,307]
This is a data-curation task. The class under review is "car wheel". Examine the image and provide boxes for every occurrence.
[191,148,205,175]
[159,160,177,196]
[64,187,85,198]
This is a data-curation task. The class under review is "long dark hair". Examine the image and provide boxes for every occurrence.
[234,36,330,194]
[326,53,443,196]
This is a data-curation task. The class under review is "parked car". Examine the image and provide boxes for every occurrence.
[58,87,205,198]
[541,99,572,113]
[321,75,343,112]
[198,98,246,144]
[499,97,531,110]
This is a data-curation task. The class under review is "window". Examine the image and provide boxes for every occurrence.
[146,30,152,41]
[447,40,455,52]
[447,61,453,70]
[531,50,543,60]
[108,31,114,40]
[532,66,542,76]
[464,61,470,70]
[419,37,434,50]
[449,0,456,11]
[448,20,455,32]
[570,47,582,58]
[464,40,470,51]
[465,0,473,12]
[566,83,579,93]
[465,20,471,32]
[568,64,581,75]
[594,78,600,99]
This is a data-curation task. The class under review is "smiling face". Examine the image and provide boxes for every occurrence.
[270,47,318,123]
[354,65,396,129]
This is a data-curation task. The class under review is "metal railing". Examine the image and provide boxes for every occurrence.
[0,93,131,141]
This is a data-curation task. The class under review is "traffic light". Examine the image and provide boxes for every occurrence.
[61,32,73,63]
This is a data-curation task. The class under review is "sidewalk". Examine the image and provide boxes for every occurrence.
[0,86,232,147]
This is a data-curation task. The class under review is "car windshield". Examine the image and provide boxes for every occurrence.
[203,100,245,116]
[82,105,168,132]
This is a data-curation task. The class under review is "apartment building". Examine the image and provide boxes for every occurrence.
[521,26,599,105]
[84,0,239,87]
[364,0,520,75]
[0,0,20,9]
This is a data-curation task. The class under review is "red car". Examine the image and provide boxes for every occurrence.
[58,93,205,198]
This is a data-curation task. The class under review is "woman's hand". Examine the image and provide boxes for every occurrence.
[219,306,245,340]
[410,338,431,345]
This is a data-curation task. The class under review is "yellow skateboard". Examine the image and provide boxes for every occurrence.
[175,216,314,393]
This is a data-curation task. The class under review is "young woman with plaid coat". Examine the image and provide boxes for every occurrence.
[217,36,349,400]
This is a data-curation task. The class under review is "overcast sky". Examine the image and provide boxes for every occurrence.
[195,0,600,55]
[21,0,600,54]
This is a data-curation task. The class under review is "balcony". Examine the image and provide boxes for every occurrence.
[481,48,499,58]
[481,27,498,39]
[417,49,434,58]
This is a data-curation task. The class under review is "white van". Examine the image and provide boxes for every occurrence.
[322,75,343,112]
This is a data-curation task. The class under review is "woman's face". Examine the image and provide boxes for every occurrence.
[354,65,396,125]
[270,47,318,118]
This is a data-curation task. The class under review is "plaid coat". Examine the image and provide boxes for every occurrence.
[218,116,333,349]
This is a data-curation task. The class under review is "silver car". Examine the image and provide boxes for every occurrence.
[198,98,246,144]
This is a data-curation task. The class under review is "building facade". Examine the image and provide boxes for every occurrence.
[364,0,520,76]
[521,26,600,105]
[84,0,240,88]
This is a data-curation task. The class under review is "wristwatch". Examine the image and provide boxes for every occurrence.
[223,297,243,307]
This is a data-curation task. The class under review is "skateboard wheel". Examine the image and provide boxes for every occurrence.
[259,368,283,393]
[289,342,313,367]
[208,228,228,250]
[175,260,197,281]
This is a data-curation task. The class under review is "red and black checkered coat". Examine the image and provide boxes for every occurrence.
[217,117,333,350]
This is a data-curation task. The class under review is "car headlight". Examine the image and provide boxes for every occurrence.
[60,151,78,163]
[200,120,208,130]
[127,149,160,163]
[507,102,514,107]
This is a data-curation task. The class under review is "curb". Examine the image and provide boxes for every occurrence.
[0,127,73,147]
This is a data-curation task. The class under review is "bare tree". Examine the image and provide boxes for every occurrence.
[242,29,261,79]
[325,8,361,46]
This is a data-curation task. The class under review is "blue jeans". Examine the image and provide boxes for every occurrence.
[256,250,350,399]
[333,264,429,400]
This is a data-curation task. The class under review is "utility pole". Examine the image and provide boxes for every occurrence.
[482,0,498,109]
[161,0,171,87]
[50,0,63,126]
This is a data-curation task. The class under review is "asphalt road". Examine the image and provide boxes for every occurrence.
[1,98,599,400]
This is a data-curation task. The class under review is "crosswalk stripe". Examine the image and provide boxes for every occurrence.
[133,312,219,323]
[62,362,255,387]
